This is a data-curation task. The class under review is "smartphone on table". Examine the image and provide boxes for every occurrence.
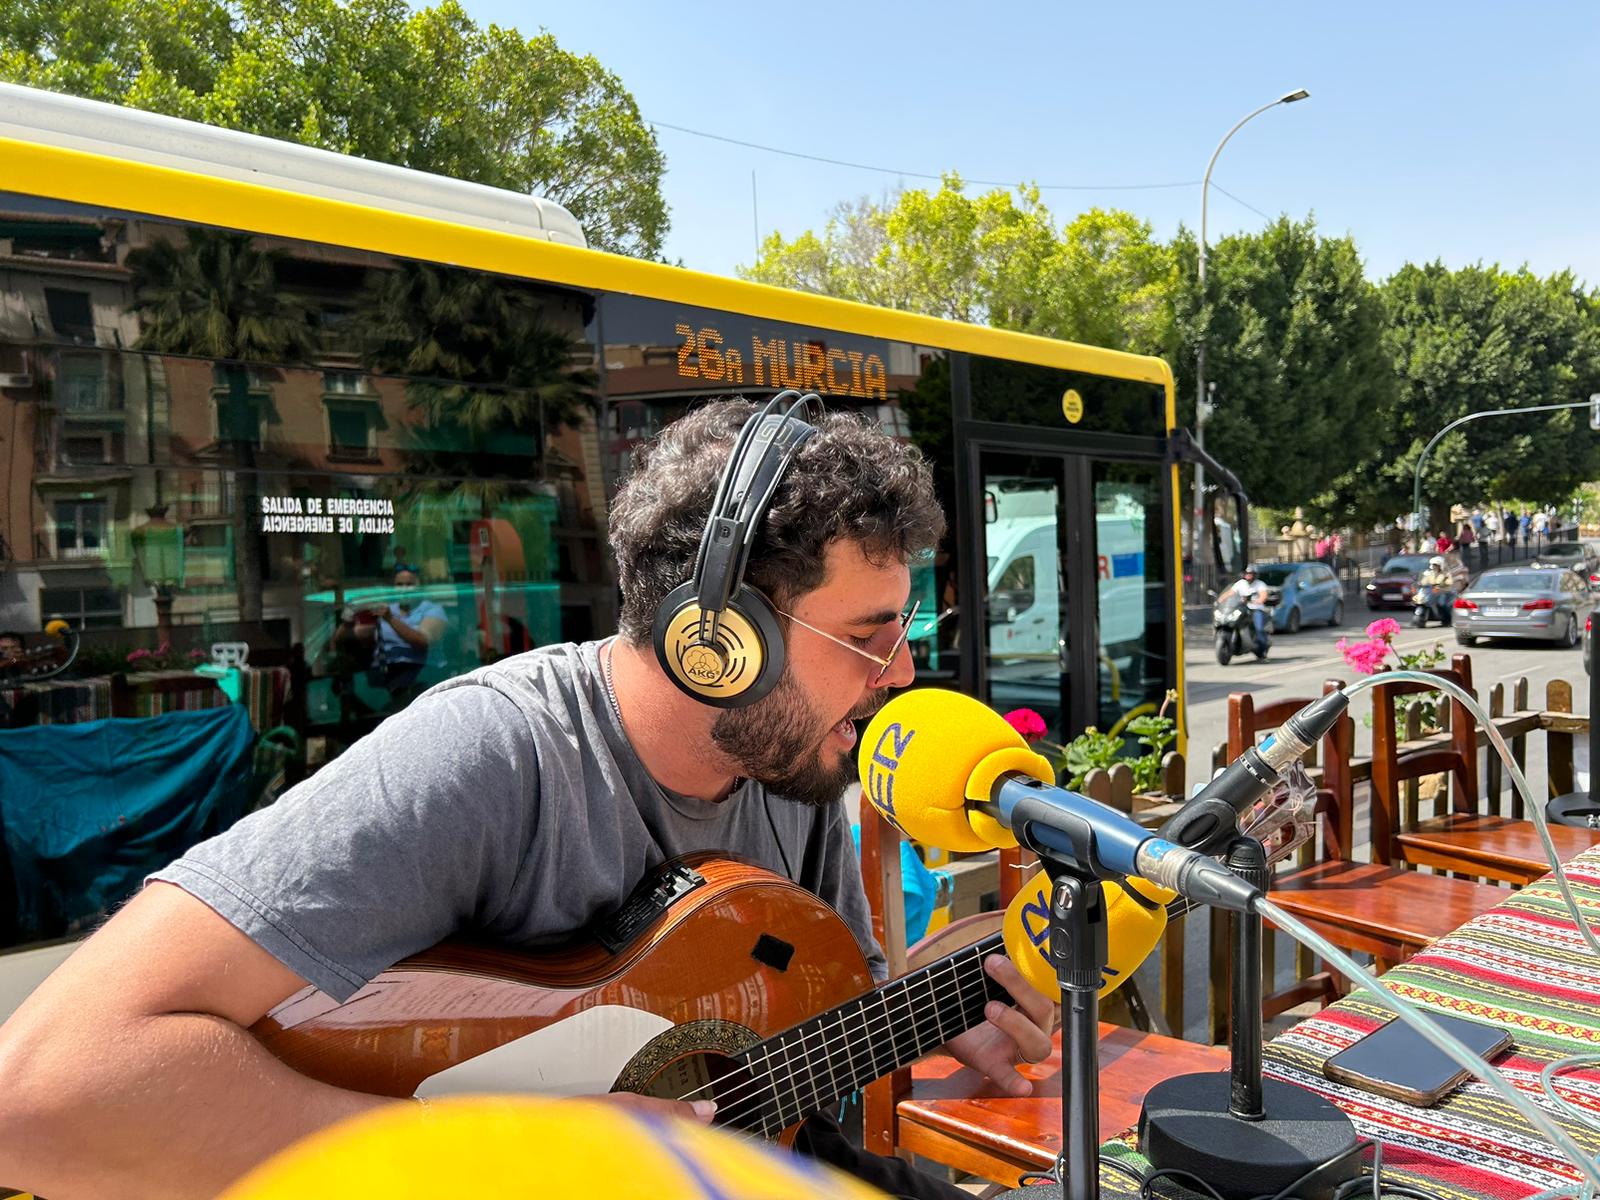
[1323,1011,1513,1107]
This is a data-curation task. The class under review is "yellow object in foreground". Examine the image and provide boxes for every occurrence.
[218,1097,890,1200]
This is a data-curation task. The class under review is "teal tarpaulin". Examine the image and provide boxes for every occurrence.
[0,706,257,942]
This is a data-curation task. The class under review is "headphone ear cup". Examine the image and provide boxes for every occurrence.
[652,582,785,708]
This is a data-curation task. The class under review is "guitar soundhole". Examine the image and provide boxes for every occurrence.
[635,1054,772,1135]
[611,1020,776,1136]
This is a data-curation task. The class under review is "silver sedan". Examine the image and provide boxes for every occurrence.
[1454,567,1593,648]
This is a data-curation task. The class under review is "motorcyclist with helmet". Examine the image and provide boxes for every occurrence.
[1416,555,1455,624]
[1229,566,1272,656]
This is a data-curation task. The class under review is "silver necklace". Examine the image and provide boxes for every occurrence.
[600,639,625,727]
[604,640,745,800]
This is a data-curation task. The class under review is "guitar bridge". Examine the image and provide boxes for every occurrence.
[592,862,706,954]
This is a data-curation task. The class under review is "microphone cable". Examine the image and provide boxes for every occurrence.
[1247,671,1600,1197]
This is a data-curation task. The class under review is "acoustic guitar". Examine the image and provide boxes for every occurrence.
[253,854,1010,1143]
[252,815,1307,1142]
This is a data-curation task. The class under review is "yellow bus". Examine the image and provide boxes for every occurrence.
[0,81,1204,963]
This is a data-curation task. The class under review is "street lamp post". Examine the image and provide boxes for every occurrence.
[131,504,183,646]
[1412,398,1596,559]
[1193,88,1310,574]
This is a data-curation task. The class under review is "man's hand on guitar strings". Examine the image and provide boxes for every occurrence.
[937,955,1056,1097]
[589,1091,718,1125]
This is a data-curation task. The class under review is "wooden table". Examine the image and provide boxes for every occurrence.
[1097,846,1600,1199]
[894,1023,1230,1186]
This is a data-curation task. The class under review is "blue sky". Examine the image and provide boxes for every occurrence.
[463,2,1599,288]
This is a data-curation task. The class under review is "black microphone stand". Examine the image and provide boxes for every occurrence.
[1138,835,1360,1200]
[991,812,1111,1200]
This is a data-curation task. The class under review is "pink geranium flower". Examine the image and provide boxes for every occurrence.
[1003,708,1048,742]
[1337,636,1393,676]
[1365,617,1402,641]
[126,647,151,662]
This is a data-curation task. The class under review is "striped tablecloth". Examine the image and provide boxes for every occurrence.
[116,667,290,734]
[0,676,113,726]
[1102,846,1600,1200]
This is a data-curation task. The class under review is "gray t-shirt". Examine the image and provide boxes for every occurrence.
[150,640,886,1002]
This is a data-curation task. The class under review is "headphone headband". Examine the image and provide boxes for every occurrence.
[691,392,818,634]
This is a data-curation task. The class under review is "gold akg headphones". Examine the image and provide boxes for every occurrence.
[651,392,820,708]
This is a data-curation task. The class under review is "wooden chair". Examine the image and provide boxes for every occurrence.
[857,800,1229,1189]
[1371,656,1600,884]
[1228,683,1504,1012]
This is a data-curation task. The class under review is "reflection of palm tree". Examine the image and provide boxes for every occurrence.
[127,230,317,621]
[357,263,596,515]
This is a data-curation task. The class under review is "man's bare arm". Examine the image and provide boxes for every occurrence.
[0,883,393,1200]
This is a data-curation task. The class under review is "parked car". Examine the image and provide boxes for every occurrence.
[1530,540,1600,582]
[1364,552,1469,611]
[1453,567,1593,648]
[1249,561,1344,632]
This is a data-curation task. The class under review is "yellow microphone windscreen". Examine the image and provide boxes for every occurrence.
[1002,869,1173,1001]
[219,1096,890,1200]
[858,689,1050,852]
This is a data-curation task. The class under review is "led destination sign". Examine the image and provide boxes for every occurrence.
[674,320,889,401]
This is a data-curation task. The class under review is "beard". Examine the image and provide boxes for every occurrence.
[711,671,890,809]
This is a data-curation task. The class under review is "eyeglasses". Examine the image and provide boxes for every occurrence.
[774,600,921,686]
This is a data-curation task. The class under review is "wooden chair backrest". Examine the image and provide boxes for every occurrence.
[1369,654,1477,862]
[1225,681,1354,861]
[856,793,1033,1158]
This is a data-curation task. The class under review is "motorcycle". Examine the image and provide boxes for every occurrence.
[1213,591,1271,665]
[1411,584,1452,628]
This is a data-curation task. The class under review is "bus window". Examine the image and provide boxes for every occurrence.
[1092,462,1171,733]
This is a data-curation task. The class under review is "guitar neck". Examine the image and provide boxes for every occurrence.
[720,931,1008,1135]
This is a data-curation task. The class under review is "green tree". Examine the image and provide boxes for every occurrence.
[126,228,318,621]
[1171,216,1392,506]
[0,0,667,257]
[741,176,1177,353]
[1322,263,1600,530]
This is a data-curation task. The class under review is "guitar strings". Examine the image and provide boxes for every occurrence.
[680,892,1210,1133]
[718,953,994,1134]
[673,804,1301,1128]
[727,806,1308,1129]
[706,949,991,1130]
[690,938,995,1129]
[684,937,1002,1132]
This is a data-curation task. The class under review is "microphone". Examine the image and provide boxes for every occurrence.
[858,689,1261,915]
[1001,867,1171,1002]
[1157,689,1349,856]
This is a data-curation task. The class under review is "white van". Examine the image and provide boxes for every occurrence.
[985,514,1146,659]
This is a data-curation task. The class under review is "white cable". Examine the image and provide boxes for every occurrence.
[1256,897,1600,1190]
[1252,669,1600,1192]
[1342,670,1600,960]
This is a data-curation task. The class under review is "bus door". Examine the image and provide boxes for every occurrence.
[975,449,1174,744]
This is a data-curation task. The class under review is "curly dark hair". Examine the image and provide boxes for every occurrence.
[610,398,945,643]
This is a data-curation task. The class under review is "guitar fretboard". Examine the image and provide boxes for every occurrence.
[717,932,1008,1136]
